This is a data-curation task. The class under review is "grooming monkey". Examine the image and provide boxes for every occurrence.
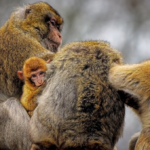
[18,57,49,117]
[30,40,125,150]
[0,2,62,149]
[109,60,150,150]
[0,2,63,101]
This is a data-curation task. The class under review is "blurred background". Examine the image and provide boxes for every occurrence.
[0,0,150,149]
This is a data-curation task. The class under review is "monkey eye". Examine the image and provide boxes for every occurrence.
[40,71,44,75]
[50,19,56,26]
[31,74,36,78]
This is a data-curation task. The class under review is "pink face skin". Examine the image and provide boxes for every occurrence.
[31,69,45,87]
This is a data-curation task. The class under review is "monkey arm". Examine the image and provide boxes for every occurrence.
[109,65,138,95]
[109,64,150,99]
[109,63,150,127]
[20,83,45,115]
[129,132,140,150]
[134,127,150,150]
[20,85,38,112]
[21,93,37,117]
[21,93,37,112]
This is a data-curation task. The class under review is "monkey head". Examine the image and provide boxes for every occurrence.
[18,57,47,89]
[13,2,63,52]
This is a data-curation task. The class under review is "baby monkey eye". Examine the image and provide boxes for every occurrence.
[50,19,56,26]
[31,74,36,78]
[40,71,44,75]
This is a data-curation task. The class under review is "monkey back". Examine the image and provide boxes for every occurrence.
[30,40,125,150]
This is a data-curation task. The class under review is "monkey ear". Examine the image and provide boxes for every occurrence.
[25,9,31,18]
[17,71,24,80]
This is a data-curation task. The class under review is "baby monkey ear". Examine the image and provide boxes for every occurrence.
[17,71,24,80]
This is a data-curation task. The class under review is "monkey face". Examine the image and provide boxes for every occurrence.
[21,2,63,52]
[30,69,46,87]
[41,17,63,52]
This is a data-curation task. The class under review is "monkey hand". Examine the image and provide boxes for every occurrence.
[47,59,51,63]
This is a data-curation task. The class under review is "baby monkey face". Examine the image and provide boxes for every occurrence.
[31,69,46,87]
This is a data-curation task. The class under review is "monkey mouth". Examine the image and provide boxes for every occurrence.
[36,81,46,87]
[41,38,60,52]
[50,40,59,46]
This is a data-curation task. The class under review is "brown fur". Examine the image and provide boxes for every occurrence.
[0,2,63,101]
[134,127,150,150]
[30,40,125,150]
[109,60,150,150]
[128,132,140,150]
[20,57,47,117]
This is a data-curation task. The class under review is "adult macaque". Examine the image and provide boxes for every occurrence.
[30,40,125,150]
[0,2,63,101]
[18,57,48,117]
[109,60,150,150]
[0,2,62,149]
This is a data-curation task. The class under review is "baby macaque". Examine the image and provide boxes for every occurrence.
[18,57,49,117]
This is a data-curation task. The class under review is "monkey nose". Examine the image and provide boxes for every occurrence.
[37,80,43,85]
[58,33,62,39]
